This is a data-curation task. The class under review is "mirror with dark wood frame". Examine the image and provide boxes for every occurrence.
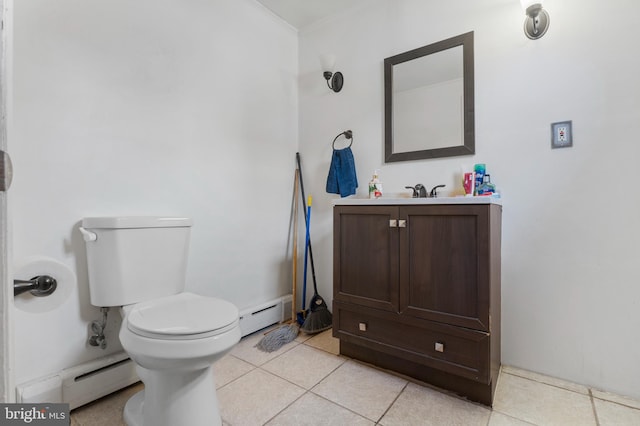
[385,31,475,162]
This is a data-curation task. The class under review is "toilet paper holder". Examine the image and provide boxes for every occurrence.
[13,275,57,297]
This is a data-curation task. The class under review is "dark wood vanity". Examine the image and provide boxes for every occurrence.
[332,199,501,405]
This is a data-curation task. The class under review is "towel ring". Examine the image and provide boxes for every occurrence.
[332,130,353,150]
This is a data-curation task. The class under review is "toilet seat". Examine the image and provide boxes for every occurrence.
[126,292,238,340]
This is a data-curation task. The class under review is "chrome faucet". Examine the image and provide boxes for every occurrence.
[405,184,427,198]
[406,184,446,198]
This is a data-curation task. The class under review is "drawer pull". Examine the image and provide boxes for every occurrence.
[435,342,445,353]
[398,220,406,228]
[359,322,367,332]
[389,220,397,228]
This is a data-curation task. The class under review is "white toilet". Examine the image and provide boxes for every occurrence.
[79,216,240,426]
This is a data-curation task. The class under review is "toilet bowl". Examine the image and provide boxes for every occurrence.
[79,217,240,426]
[120,293,240,426]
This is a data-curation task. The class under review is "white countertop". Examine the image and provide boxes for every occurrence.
[332,196,502,206]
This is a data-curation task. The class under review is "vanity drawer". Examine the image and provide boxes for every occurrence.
[334,302,490,383]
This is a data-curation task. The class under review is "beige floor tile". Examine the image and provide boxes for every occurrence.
[70,354,640,426]
[592,389,640,410]
[501,365,589,395]
[493,373,596,426]
[231,328,300,366]
[311,360,407,422]
[594,398,640,425]
[262,344,346,389]
[217,368,305,426]
[71,382,143,426]
[212,354,255,389]
[379,382,490,426]
[303,329,340,355]
[488,411,537,425]
[266,392,374,426]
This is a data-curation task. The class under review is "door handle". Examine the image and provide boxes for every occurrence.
[0,150,13,192]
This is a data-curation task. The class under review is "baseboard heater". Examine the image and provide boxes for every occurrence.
[16,351,139,410]
[238,294,292,337]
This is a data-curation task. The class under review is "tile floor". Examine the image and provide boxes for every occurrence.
[71,328,640,426]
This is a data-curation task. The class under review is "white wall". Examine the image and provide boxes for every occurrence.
[299,0,640,399]
[11,0,297,385]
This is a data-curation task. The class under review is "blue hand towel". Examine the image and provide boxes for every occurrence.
[326,147,358,198]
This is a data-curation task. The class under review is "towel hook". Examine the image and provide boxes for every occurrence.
[332,130,353,150]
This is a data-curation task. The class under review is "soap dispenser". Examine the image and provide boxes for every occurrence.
[369,170,383,199]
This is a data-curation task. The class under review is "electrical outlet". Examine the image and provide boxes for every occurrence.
[557,126,567,142]
[551,121,573,149]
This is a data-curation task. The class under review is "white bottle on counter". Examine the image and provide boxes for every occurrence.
[369,170,383,199]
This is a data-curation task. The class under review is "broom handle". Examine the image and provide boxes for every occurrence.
[295,153,319,294]
[291,169,299,323]
[302,197,311,311]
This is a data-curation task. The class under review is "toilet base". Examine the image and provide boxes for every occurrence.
[123,366,222,426]
[123,391,144,426]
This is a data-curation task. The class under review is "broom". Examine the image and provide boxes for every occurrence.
[255,169,300,352]
[296,153,333,334]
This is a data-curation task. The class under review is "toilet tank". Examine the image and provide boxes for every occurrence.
[80,217,193,307]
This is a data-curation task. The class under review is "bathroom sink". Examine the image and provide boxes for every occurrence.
[333,196,501,206]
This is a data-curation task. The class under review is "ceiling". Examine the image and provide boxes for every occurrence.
[256,0,368,30]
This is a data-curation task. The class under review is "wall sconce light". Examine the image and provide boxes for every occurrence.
[320,54,344,93]
[521,0,549,40]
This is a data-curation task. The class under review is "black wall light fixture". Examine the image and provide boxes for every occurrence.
[521,0,549,40]
[320,54,344,93]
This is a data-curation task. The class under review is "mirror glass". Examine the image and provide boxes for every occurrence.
[385,32,474,162]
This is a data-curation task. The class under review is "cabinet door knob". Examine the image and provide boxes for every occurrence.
[398,220,406,228]
[389,220,397,228]
[435,342,445,353]
[359,322,367,332]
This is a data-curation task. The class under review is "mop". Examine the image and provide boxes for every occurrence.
[255,170,300,352]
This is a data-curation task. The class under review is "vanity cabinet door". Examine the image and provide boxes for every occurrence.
[333,205,399,312]
[399,205,491,332]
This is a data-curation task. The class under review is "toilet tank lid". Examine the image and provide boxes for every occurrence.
[82,216,193,229]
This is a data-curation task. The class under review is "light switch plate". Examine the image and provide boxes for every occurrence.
[551,121,573,149]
